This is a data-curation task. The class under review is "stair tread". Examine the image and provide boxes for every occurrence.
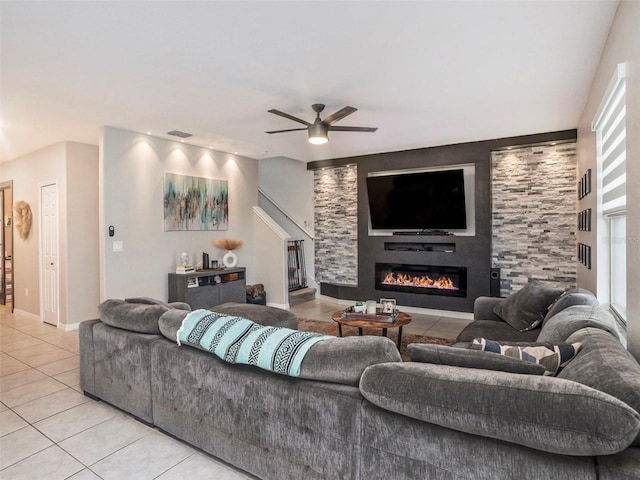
[290,287,316,296]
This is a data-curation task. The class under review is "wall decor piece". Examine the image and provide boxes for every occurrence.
[164,173,228,231]
[578,208,592,231]
[14,200,32,240]
[578,169,592,200]
[578,242,592,269]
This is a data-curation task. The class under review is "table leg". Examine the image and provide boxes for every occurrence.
[382,328,388,337]
[397,326,403,349]
[338,324,343,337]
[358,328,363,336]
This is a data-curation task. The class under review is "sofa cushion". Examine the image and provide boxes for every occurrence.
[493,280,563,332]
[469,338,581,376]
[408,343,545,375]
[98,299,167,334]
[537,305,620,343]
[211,302,297,329]
[125,296,191,311]
[542,288,598,327]
[360,362,640,456]
[455,320,539,343]
[158,309,401,386]
[299,336,401,386]
[557,327,640,446]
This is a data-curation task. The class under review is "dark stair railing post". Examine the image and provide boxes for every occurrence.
[287,240,307,291]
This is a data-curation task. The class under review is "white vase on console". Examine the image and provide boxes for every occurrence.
[222,250,238,268]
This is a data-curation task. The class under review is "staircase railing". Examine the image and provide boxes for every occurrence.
[287,240,307,291]
[258,188,314,240]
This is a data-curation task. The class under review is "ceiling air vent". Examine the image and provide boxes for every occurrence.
[167,130,193,138]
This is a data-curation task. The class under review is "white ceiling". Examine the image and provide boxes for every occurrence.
[0,1,619,163]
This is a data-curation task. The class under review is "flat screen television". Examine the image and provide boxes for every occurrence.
[366,169,467,231]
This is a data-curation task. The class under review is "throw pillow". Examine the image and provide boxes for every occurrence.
[493,280,563,332]
[407,343,545,375]
[470,338,581,376]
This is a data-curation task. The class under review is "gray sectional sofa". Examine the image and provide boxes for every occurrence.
[79,289,640,480]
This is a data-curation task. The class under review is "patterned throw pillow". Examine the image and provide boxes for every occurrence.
[470,338,582,376]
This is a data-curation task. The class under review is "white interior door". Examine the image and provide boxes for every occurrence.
[41,183,58,325]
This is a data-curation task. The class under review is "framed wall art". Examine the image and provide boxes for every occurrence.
[164,173,229,231]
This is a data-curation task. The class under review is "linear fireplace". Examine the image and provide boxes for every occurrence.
[375,263,467,298]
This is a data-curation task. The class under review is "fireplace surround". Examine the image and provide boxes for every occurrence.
[375,263,467,298]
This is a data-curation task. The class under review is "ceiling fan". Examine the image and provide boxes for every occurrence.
[266,104,377,145]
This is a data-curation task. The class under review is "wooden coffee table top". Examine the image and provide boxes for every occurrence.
[331,310,412,330]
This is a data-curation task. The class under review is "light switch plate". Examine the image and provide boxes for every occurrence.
[113,241,123,252]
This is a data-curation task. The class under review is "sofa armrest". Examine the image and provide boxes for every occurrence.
[360,362,640,456]
[473,296,504,321]
[79,319,102,396]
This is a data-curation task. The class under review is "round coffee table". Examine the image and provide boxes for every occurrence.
[331,310,412,348]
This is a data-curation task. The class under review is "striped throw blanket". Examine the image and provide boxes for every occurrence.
[176,309,332,377]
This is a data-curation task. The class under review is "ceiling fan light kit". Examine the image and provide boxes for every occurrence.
[308,122,328,144]
[267,103,377,145]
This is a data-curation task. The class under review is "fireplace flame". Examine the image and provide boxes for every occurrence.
[382,272,458,290]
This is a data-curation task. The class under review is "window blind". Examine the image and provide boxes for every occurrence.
[593,64,626,215]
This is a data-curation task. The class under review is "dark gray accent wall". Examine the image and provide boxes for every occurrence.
[309,130,577,313]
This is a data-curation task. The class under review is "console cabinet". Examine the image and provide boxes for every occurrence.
[168,267,246,310]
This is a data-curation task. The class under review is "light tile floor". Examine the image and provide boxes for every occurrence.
[0,304,254,480]
[0,299,471,480]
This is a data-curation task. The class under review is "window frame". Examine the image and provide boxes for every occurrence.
[592,63,627,323]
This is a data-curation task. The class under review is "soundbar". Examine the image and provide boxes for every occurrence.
[392,230,454,236]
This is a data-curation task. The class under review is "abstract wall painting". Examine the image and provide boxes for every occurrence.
[164,173,229,231]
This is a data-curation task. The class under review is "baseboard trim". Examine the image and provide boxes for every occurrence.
[12,309,40,321]
[267,302,290,310]
[11,309,83,330]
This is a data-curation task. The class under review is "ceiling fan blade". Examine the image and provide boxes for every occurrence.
[328,125,378,132]
[322,106,357,125]
[268,109,310,126]
[265,127,309,134]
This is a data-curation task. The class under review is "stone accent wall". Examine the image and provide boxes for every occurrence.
[492,144,577,296]
[314,164,358,285]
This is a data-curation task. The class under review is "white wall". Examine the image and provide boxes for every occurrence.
[66,142,101,325]
[577,1,640,357]
[258,156,316,286]
[0,141,99,327]
[252,207,290,308]
[258,157,314,232]
[100,127,259,301]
